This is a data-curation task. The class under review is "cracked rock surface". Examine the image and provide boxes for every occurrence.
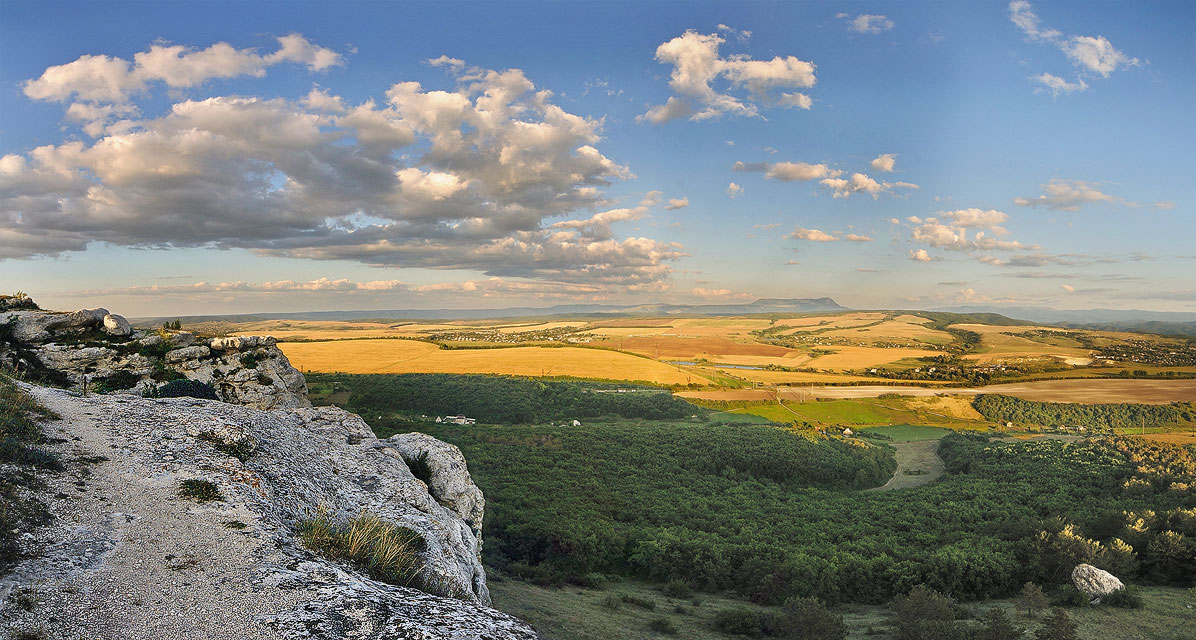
[0,385,536,640]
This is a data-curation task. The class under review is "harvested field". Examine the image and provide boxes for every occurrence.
[764,379,1196,404]
[820,317,954,344]
[951,323,1092,363]
[1139,431,1196,445]
[806,345,943,370]
[977,378,1196,404]
[592,335,803,364]
[581,326,672,337]
[280,339,711,385]
[676,389,776,402]
[707,369,899,385]
[492,322,585,334]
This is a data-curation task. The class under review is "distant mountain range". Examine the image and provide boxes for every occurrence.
[937,305,1196,338]
[137,297,849,324]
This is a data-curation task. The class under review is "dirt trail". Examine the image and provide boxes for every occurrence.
[869,440,945,491]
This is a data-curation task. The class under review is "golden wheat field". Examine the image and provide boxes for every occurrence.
[279,339,712,385]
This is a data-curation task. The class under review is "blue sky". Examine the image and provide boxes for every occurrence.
[1,0,1192,316]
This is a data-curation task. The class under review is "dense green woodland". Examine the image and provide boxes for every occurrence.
[973,394,1196,430]
[308,373,697,423]
[415,423,1195,605]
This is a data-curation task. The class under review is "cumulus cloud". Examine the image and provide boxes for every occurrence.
[904,208,1036,261]
[24,34,342,105]
[869,153,897,172]
[820,172,918,199]
[639,29,816,124]
[789,227,837,242]
[848,15,895,35]
[2,48,684,290]
[664,197,689,210]
[766,161,833,181]
[1009,1,1138,95]
[726,182,744,198]
[1014,179,1122,211]
[844,233,873,242]
[909,249,934,262]
[1032,72,1087,97]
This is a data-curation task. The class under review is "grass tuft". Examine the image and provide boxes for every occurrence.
[296,508,426,587]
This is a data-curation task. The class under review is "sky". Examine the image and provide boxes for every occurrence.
[1,0,1193,317]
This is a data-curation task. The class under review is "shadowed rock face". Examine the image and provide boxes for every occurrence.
[1,306,309,410]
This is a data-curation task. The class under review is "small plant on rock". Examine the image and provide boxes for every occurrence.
[147,379,218,400]
[178,479,223,503]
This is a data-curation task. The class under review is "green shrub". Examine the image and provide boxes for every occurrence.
[1102,586,1143,608]
[601,593,622,610]
[778,597,846,640]
[647,616,678,635]
[296,509,426,587]
[178,479,223,502]
[712,606,760,635]
[1051,584,1090,607]
[620,593,656,610]
[889,585,962,640]
[149,379,218,400]
[195,431,255,462]
[662,579,692,599]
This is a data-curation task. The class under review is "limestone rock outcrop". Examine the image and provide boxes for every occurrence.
[1072,563,1124,599]
[0,385,534,639]
[0,303,309,410]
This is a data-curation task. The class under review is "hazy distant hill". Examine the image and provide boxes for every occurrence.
[938,305,1196,338]
[136,297,849,324]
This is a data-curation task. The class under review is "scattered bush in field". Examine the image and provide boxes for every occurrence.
[1033,608,1078,640]
[661,579,692,598]
[1051,585,1089,608]
[147,379,218,400]
[1102,586,1143,608]
[647,616,677,635]
[889,585,962,640]
[777,597,846,640]
[178,479,223,503]
[297,509,425,587]
[1016,582,1049,617]
[973,608,1023,640]
[601,593,621,610]
[619,593,656,610]
[711,606,760,635]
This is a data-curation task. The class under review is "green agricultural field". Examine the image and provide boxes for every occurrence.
[859,424,953,442]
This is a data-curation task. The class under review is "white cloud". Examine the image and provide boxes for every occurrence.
[639,30,816,124]
[1032,72,1087,97]
[789,227,836,242]
[1014,179,1120,211]
[849,15,895,35]
[1064,35,1139,78]
[821,172,918,199]
[1009,1,1138,94]
[716,24,752,43]
[664,197,690,210]
[939,208,1009,228]
[844,233,873,242]
[764,161,831,181]
[869,153,897,172]
[1060,284,1075,292]
[691,286,752,300]
[909,249,934,262]
[3,51,684,289]
[24,34,343,105]
[726,182,743,198]
[1155,201,1175,210]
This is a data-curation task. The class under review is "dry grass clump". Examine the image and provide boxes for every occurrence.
[297,509,426,587]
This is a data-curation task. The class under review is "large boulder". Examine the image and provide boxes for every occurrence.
[102,313,133,336]
[1072,563,1124,599]
[386,432,486,544]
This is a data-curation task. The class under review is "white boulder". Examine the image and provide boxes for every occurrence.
[1072,563,1124,599]
[102,313,132,336]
